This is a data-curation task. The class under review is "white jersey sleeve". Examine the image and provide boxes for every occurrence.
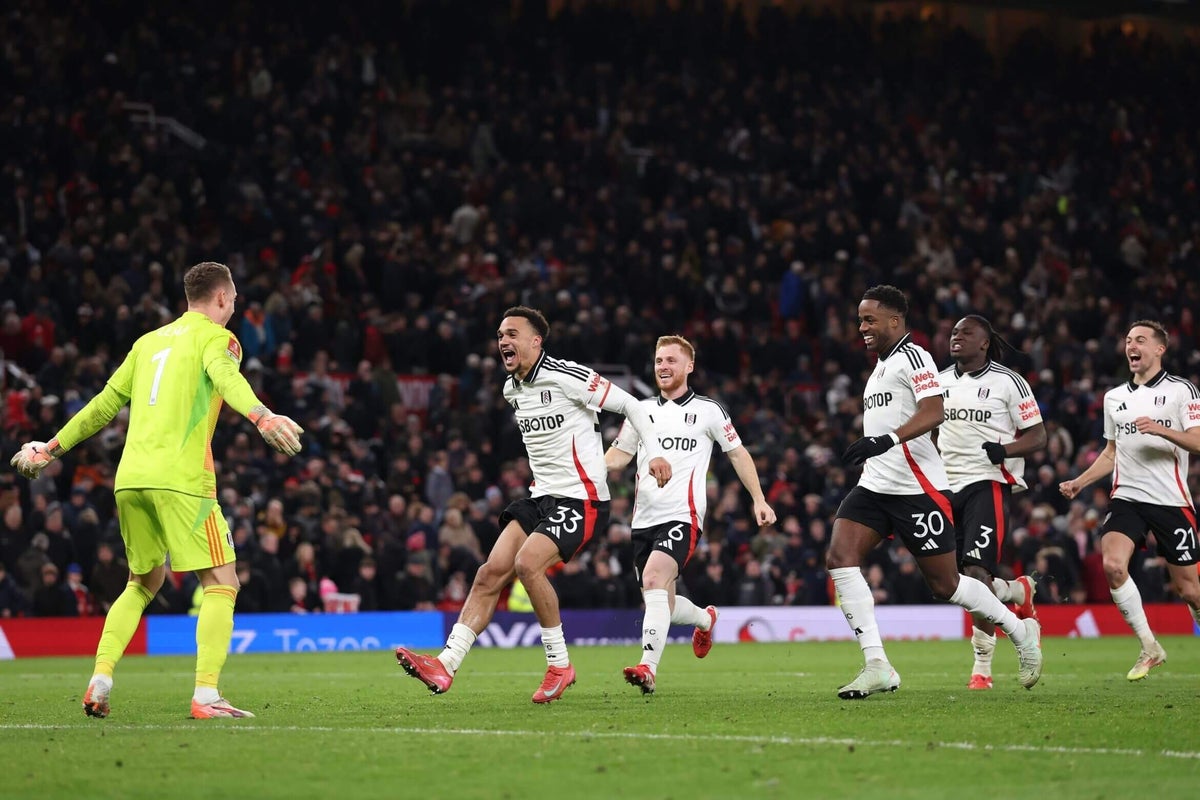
[557,365,613,412]
[1103,390,1116,441]
[704,399,742,454]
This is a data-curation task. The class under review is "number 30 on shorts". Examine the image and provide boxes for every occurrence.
[910,511,946,538]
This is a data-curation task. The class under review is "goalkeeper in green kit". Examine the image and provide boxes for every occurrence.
[9,262,304,719]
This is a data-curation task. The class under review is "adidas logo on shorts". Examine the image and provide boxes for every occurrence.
[966,548,982,560]
[921,539,939,552]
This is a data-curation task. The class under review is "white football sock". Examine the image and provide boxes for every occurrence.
[831,567,886,662]
[540,624,570,668]
[639,589,670,674]
[970,626,996,677]
[671,594,711,629]
[193,686,220,705]
[991,577,1014,603]
[439,623,477,673]
[1111,578,1157,649]
[950,575,1026,643]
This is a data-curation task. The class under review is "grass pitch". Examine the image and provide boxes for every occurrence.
[2,637,1198,799]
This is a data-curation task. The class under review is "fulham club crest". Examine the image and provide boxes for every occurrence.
[1154,395,1166,406]
[977,388,991,400]
[541,390,552,405]
[684,413,697,426]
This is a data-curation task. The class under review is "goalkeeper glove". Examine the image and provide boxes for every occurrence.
[248,407,304,456]
[10,440,57,479]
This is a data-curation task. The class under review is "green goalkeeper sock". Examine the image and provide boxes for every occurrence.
[195,585,238,692]
[94,582,155,677]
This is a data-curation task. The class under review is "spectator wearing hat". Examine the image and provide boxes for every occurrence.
[65,562,93,616]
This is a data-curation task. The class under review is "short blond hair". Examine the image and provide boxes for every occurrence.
[656,335,695,361]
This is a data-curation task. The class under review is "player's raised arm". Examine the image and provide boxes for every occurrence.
[202,335,304,457]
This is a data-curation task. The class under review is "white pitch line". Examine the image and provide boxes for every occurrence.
[1,724,1197,761]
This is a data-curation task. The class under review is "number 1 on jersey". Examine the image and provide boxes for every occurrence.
[149,347,172,405]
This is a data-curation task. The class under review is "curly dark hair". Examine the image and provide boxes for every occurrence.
[862,284,908,315]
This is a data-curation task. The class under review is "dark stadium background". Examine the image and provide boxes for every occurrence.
[2,0,1199,622]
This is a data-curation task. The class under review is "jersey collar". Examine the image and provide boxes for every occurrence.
[1127,369,1168,391]
[954,360,992,379]
[879,332,912,362]
[511,349,549,388]
[657,389,696,406]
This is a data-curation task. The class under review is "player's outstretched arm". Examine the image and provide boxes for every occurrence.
[9,380,131,478]
[727,445,776,526]
[1059,439,1116,500]
[596,381,671,486]
[204,343,304,457]
[247,405,304,456]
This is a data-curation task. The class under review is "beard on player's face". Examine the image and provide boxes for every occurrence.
[656,370,686,393]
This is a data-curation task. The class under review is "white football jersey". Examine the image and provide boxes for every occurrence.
[1103,370,1200,507]
[612,390,742,529]
[938,361,1042,493]
[502,351,615,502]
[859,333,949,494]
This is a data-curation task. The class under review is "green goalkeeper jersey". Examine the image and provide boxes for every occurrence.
[55,311,262,498]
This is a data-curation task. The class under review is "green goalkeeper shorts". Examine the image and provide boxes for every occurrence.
[115,488,234,575]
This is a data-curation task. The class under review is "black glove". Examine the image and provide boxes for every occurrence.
[843,435,896,466]
[982,441,1008,465]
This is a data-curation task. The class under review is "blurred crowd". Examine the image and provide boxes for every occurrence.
[3,1,1200,617]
